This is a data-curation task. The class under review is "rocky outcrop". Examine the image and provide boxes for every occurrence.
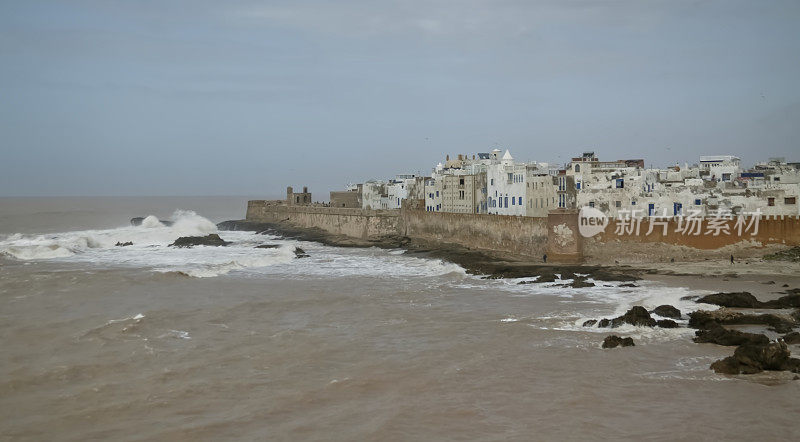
[710,341,800,375]
[611,306,657,328]
[693,324,770,346]
[169,234,229,248]
[688,309,797,331]
[782,332,800,345]
[602,335,634,348]
[696,292,761,308]
[115,241,133,247]
[582,319,598,327]
[131,217,173,227]
[696,290,800,309]
[656,319,679,328]
[652,305,681,319]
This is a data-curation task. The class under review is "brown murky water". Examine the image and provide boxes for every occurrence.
[1,198,798,441]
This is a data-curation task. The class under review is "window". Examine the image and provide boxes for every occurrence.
[504,196,508,207]
[695,199,701,205]
[589,201,595,208]
[558,193,566,208]
[631,200,637,205]
[575,164,580,172]
[674,202,682,216]
[436,191,439,197]
[616,179,624,189]
[576,181,581,190]
[519,197,522,206]
[459,190,465,200]
[722,173,731,181]
[490,178,494,185]
[786,197,797,205]
[459,178,465,186]
[615,201,621,208]
[774,177,781,182]
[511,197,515,205]
[768,197,775,206]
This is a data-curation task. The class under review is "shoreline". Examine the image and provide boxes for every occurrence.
[218,219,800,281]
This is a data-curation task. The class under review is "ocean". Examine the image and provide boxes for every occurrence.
[1,197,798,440]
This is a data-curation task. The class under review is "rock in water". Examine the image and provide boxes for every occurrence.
[170,234,229,248]
[582,319,598,327]
[693,324,770,346]
[255,244,280,249]
[294,247,309,258]
[611,306,657,328]
[602,335,635,348]
[115,241,133,247]
[651,305,681,319]
[710,341,800,375]
[783,332,800,345]
[656,319,679,328]
[696,292,761,308]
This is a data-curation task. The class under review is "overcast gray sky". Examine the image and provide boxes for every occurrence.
[1,0,799,197]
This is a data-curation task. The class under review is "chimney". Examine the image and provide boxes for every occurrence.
[446,155,450,161]
[303,186,308,193]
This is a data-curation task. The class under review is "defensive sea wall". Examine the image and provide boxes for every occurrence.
[245,200,800,262]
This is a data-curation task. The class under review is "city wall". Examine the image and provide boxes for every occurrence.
[245,200,800,262]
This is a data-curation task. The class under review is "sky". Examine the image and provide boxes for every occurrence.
[1,0,799,197]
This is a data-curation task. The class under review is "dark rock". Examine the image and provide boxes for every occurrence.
[697,290,800,309]
[115,241,133,247]
[768,323,794,334]
[693,324,769,346]
[710,341,800,375]
[619,283,638,288]
[130,217,173,227]
[569,278,595,288]
[602,335,635,348]
[535,273,558,283]
[783,284,790,288]
[611,306,657,328]
[169,234,229,248]
[656,319,679,328]
[688,309,797,331]
[294,247,309,258]
[652,305,681,319]
[598,318,611,328]
[783,332,800,345]
[582,319,598,327]
[696,292,761,308]
[764,280,776,285]
[255,244,280,249]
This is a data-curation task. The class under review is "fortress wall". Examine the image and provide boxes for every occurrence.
[246,201,399,238]
[398,210,549,258]
[246,200,800,262]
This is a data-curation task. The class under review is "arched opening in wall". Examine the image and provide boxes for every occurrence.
[575,164,580,172]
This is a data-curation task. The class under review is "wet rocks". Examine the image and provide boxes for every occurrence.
[294,247,309,258]
[255,244,280,249]
[566,278,595,288]
[652,305,681,319]
[611,306,657,328]
[782,332,800,345]
[131,217,173,227]
[115,241,133,247]
[602,335,635,348]
[582,319,598,327]
[619,283,638,288]
[696,292,761,308]
[598,318,611,328]
[710,341,800,375]
[693,324,770,346]
[169,234,229,248]
[656,319,679,328]
[696,290,800,309]
[688,309,797,331]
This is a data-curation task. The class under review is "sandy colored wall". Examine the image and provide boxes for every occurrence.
[246,201,399,239]
[400,209,549,258]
